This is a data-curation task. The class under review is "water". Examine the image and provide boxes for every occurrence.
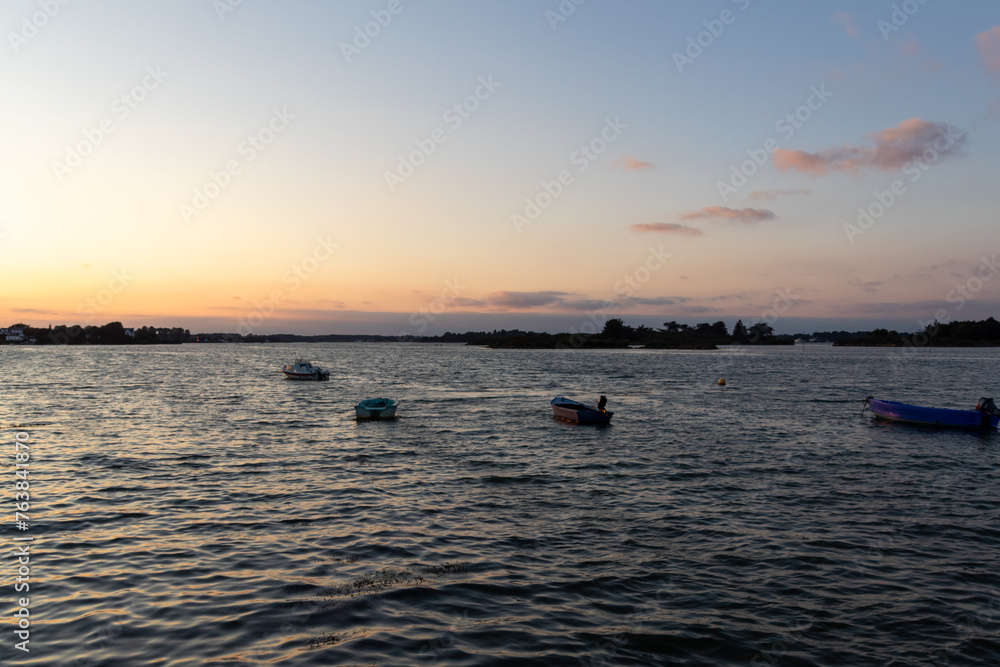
[2,343,999,666]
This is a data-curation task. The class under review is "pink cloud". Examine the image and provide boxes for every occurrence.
[747,188,810,201]
[899,39,921,57]
[630,223,703,236]
[772,150,830,175]
[612,155,654,171]
[773,118,965,176]
[832,12,858,37]
[678,206,775,224]
[976,26,1000,72]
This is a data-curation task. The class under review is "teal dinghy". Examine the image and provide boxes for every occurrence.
[355,398,398,420]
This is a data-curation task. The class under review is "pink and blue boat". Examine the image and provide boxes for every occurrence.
[551,397,613,424]
[863,396,999,430]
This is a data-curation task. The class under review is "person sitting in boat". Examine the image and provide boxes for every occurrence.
[597,395,607,413]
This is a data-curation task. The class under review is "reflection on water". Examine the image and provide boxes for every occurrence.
[1,343,999,665]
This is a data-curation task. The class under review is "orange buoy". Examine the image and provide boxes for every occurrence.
[718,378,726,386]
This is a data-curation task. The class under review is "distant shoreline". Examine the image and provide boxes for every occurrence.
[3,316,998,348]
[6,339,1000,349]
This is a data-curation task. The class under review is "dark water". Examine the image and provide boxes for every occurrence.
[2,343,999,666]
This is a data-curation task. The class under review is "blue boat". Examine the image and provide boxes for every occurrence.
[863,396,999,430]
[551,396,613,424]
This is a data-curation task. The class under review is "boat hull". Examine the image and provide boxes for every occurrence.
[866,398,999,429]
[551,397,613,424]
[356,399,398,420]
[281,360,329,381]
[282,370,326,380]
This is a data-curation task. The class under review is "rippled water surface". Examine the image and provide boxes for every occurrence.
[2,343,999,666]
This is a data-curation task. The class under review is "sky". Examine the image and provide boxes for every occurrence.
[1,0,999,336]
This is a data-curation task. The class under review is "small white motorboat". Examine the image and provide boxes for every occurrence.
[281,359,330,381]
[355,398,398,420]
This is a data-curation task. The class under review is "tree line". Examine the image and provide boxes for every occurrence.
[453,318,787,349]
[3,322,191,345]
[833,317,1000,347]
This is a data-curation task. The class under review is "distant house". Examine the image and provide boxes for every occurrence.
[124,328,135,338]
[6,326,25,342]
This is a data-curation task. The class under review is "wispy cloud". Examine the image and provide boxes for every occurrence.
[451,297,486,307]
[832,12,858,37]
[773,117,965,175]
[747,188,810,201]
[850,279,885,293]
[612,155,655,171]
[678,206,775,223]
[460,291,701,314]
[558,299,616,312]
[976,26,1000,73]
[627,296,690,306]
[316,299,347,309]
[12,308,59,315]
[484,291,568,309]
[913,259,964,279]
[630,222,703,236]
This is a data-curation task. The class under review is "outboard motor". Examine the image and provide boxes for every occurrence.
[976,397,999,416]
[975,397,998,429]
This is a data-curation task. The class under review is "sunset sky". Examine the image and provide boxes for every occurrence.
[2,1,999,335]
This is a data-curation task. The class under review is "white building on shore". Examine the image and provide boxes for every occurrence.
[3,326,26,342]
